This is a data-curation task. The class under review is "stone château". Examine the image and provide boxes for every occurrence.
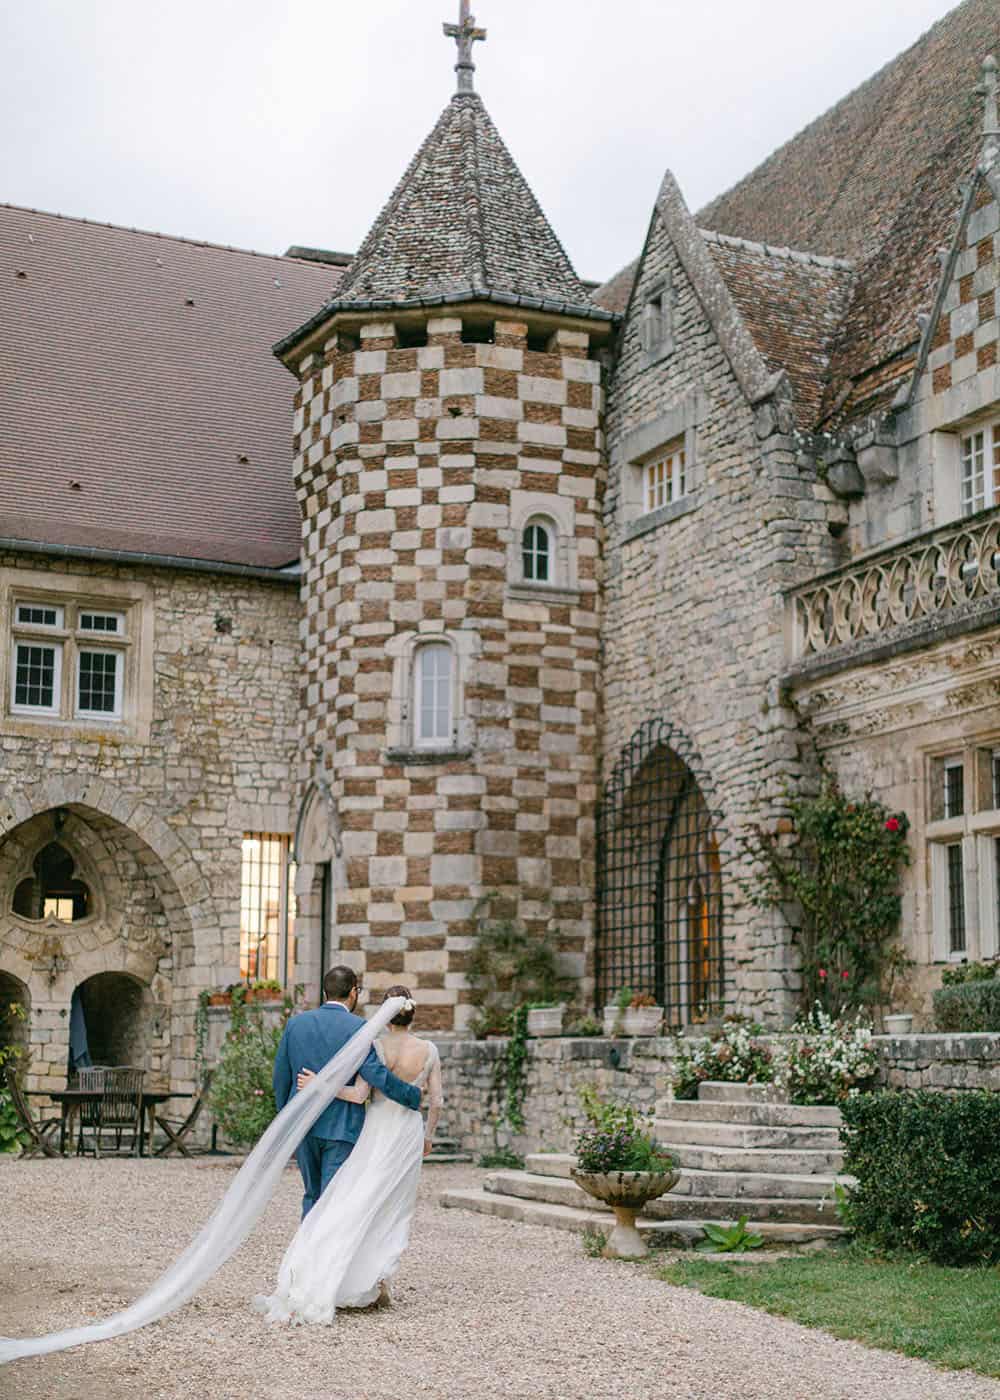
[3,0,1000,1104]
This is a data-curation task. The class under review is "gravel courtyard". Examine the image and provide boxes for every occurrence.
[2,1159,999,1400]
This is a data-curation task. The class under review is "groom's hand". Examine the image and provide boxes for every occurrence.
[296,1068,316,1091]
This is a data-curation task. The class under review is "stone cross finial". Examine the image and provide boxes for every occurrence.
[976,54,1000,168]
[443,0,486,94]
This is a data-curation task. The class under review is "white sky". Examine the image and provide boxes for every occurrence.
[1,0,961,284]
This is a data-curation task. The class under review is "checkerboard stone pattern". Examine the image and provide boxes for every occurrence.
[926,179,1000,397]
[290,313,605,1030]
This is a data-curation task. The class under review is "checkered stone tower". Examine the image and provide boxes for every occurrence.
[276,6,616,1029]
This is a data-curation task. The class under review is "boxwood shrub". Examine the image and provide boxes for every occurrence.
[933,979,1000,1031]
[840,1090,1000,1264]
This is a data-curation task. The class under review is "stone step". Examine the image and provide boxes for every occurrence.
[659,1099,842,1129]
[655,1118,841,1151]
[667,1142,844,1175]
[485,1170,841,1225]
[524,1153,849,1201]
[697,1082,785,1104]
[425,1152,473,1164]
[440,1188,845,1249]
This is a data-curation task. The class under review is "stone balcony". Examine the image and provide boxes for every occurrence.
[786,505,1000,679]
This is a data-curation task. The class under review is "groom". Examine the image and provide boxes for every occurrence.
[273,965,422,1217]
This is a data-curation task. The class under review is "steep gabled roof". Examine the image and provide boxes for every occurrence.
[276,92,609,356]
[0,204,339,569]
[702,232,855,430]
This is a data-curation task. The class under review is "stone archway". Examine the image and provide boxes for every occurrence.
[0,776,214,1092]
[75,971,153,1068]
[597,719,725,1026]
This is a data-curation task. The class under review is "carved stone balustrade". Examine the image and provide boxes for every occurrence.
[788,507,1000,672]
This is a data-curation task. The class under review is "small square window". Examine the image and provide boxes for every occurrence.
[644,443,686,514]
[79,611,123,635]
[15,602,63,628]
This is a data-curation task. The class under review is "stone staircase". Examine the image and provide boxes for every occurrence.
[425,1121,472,1165]
[439,1082,849,1249]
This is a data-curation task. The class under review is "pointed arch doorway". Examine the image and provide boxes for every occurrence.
[597,720,724,1025]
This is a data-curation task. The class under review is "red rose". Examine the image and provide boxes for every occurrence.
[818,968,828,980]
[842,970,850,980]
[885,817,900,832]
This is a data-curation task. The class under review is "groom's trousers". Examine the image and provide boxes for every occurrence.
[296,1134,353,1218]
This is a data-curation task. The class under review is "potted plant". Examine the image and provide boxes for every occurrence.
[570,1088,678,1258]
[603,986,664,1037]
[525,1002,566,1037]
[246,979,284,1003]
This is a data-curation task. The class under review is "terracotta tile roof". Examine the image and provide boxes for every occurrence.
[701,232,855,429]
[0,204,339,568]
[278,93,605,354]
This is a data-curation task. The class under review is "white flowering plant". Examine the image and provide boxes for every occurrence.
[671,1018,777,1101]
[785,1006,878,1105]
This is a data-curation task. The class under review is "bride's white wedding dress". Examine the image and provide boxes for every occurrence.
[255,1038,443,1325]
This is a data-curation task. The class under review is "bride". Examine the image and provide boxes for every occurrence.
[255,983,443,1323]
[0,988,436,1363]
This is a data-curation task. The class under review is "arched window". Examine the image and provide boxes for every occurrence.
[13,842,90,922]
[413,642,453,747]
[522,519,554,584]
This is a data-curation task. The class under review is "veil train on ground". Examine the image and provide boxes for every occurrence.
[0,995,405,1365]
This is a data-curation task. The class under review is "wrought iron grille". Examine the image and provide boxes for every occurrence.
[596,719,725,1025]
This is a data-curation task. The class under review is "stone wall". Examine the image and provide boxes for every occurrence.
[288,310,607,1029]
[437,1033,1000,1157]
[0,550,300,1102]
[601,192,839,1023]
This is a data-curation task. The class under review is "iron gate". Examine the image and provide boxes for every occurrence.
[596,718,724,1024]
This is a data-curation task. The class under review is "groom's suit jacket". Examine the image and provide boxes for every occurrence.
[273,1001,421,1143]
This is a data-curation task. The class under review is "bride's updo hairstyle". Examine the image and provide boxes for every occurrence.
[384,984,416,1027]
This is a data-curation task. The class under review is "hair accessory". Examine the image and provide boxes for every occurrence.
[403,997,416,1012]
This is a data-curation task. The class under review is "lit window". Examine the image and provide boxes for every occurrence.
[414,642,453,747]
[644,443,686,514]
[13,842,90,922]
[240,834,295,984]
[522,521,553,583]
[961,423,1000,515]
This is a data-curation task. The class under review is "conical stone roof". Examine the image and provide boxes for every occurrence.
[276,92,610,355]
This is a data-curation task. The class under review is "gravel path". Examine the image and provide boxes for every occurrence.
[1,1159,999,1400]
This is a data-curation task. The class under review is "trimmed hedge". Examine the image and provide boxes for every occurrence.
[933,979,1000,1032]
[840,1090,1000,1264]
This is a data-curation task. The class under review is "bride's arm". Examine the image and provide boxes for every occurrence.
[295,1068,370,1103]
[422,1054,444,1156]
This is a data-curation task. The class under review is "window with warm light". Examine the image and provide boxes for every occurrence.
[240,834,295,984]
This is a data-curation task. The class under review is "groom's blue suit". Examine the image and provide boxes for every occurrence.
[273,1001,421,1217]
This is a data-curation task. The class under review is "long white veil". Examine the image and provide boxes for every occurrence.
[0,995,406,1365]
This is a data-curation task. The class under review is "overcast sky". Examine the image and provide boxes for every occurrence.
[2,0,961,284]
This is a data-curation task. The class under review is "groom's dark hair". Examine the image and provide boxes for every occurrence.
[323,966,358,1002]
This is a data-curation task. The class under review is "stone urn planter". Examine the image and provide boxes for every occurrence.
[603,1005,664,1038]
[571,1167,680,1258]
[526,1004,565,1037]
[883,1013,914,1035]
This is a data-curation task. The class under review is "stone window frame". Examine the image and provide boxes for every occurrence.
[506,491,581,603]
[9,833,107,932]
[637,275,674,369]
[617,389,707,544]
[385,628,478,763]
[926,742,1000,963]
[0,567,154,743]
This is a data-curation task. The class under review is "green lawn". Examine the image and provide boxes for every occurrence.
[659,1251,1000,1377]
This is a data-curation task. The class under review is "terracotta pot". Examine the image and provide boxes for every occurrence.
[207,994,230,1006]
[246,990,283,1003]
[571,1167,680,1258]
[526,1005,565,1037]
